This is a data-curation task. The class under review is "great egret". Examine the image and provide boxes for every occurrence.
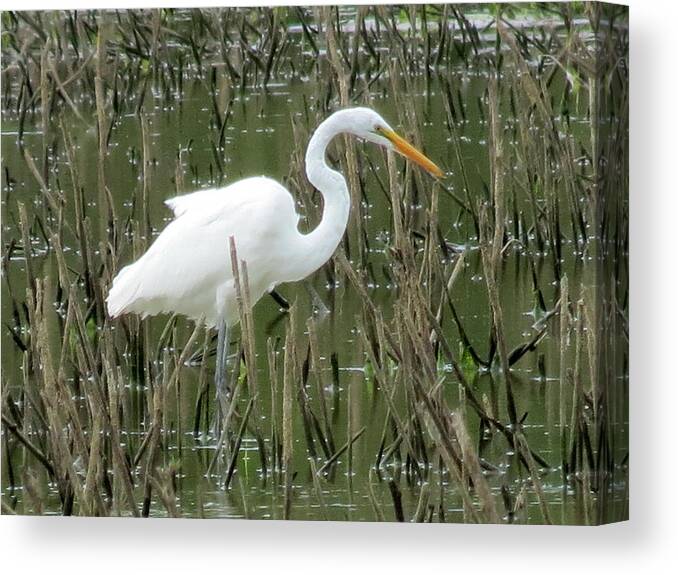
[107,107,442,398]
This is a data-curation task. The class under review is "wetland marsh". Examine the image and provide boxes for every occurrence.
[1,3,628,524]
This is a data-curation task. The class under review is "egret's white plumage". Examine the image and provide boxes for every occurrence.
[107,177,300,326]
[106,107,442,329]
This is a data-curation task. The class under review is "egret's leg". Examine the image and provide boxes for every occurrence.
[268,288,290,310]
[214,319,229,427]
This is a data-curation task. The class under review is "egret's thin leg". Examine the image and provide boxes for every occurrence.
[268,288,290,310]
[214,319,229,428]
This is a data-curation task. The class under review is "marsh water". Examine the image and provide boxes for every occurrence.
[1,6,628,523]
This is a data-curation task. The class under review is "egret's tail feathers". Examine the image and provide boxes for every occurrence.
[106,264,141,318]
[107,261,218,327]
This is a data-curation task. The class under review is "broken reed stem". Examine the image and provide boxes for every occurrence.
[515,431,553,525]
[346,372,354,485]
[412,482,430,523]
[387,150,406,252]
[33,279,84,513]
[17,203,36,293]
[149,470,179,518]
[479,207,516,425]
[308,457,330,521]
[325,6,363,262]
[47,55,85,123]
[166,322,203,392]
[317,426,366,475]
[94,16,116,244]
[282,303,296,519]
[1,414,54,477]
[228,237,254,394]
[228,236,267,476]
[367,469,386,522]
[488,74,505,267]
[308,318,334,453]
[108,381,140,516]
[208,373,245,475]
[60,118,94,301]
[21,147,63,217]
[568,299,585,461]
[450,412,500,523]
[82,397,104,516]
[417,394,481,523]
[559,274,570,472]
[39,43,49,182]
[267,337,281,473]
[482,72,511,372]
[140,113,152,241]
[141,360,164,517]
[224,396,256,489]
[583,288,599,421]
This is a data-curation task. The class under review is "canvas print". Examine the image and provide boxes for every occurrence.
[1,3,628,524]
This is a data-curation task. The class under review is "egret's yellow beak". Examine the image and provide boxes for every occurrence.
[379,128,444,178]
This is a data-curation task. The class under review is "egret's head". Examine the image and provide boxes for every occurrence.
[342,107,445,178]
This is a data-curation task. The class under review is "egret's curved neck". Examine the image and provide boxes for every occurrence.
[295,115,351,279]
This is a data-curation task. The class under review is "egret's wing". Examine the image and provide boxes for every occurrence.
[107,177,299,327]
[164,189,213,217]
[164,196,189,217]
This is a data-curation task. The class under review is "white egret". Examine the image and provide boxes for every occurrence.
[106,107,443,396]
